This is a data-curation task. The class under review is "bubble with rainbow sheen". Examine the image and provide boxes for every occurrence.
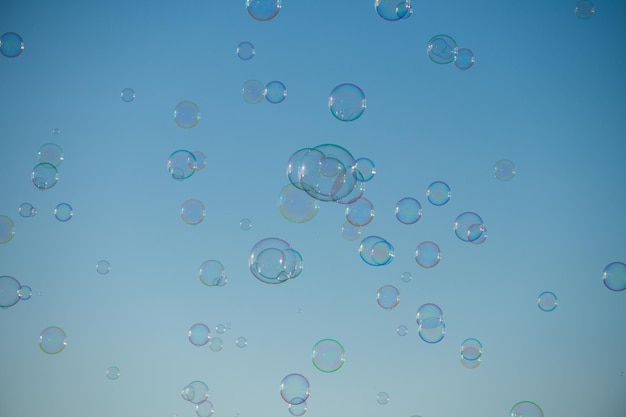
[242,80,265,104]
[236,41,255,60]
[249,238,303,284]
[280,373,310,405]
[416,303,443,329]
[537,291,558,312]
[345,197,374,227]
[328,83,366,122]
[377,285,400,310]
[288,401,307,416]
[352,157,376,182]
[341,221,361,241]
[18,203,37,218]
[358,235,395,266]
[602,262,626,292]
[509,401,543,417]
[311,338,345,373]
[32,162,59,190]
[454,212,484,242]
[415,241,441,268]
[181,199,206,225]
[265,80,287,104]
[0,216,15,244]
[54,203,73,222]
[279,183,319,223]
[418,321,446,344]
[460,338,483,361]
[494,159,516,181]
[395,197,422,224]
[427,34,458,64]
[174,101,200,128]
[188,323,211,347]
[196,399,214,417]
[199,260,227,287]
[38,143,64,167]
[426,181,451,206]
[167,150,196,181]
[39,326,67,354]
[181,380,209,404]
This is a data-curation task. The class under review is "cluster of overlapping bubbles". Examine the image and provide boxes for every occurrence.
[279,373,310,416]
[248,238,304,284]
[181,380,214,417]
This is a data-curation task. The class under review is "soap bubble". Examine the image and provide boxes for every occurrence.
[0,32,24,57]
[235,336,248,348]
[395,197,422,224]
[377,285,400,310]
[510,401,543,417]
[575,0,595,19]
[352,158,376,182]
[602,262,626,292]
[288,401,307,416]
[38,143,64,167]
[195,400,215,417]
[415,241,441,268]
[279,184,319,223]
[174,101,200,128]
[376,392,390,405]
[418,321,446,344]
[396,325,408,336]
[426,181,451,206]
[0,216,15,244]
[246,0,281,21]
[329,83,366,122]
[416,303,443,329]
[199,260,227,287]
[0,275,21,307]
[358,236,395,266]
[375,0,412,21]
[54,203,74,222]
[249,238,303,283]
[311,338,345,372]
[494,159,516,181]
[39,327,67,354]
[454,48,475,70]
[400,272,412,283]
[216,324,227,334]
[537,291,558,312]
[18,203,37,218]
[237,41,255,60]
[242,80,266,104]
[167,150,197,180]
[454,212,484,242]
[32,162,59,190]
[181,199,206,225]
[209,337,224,352]
[345,197,375,227]
[106,366,120,380]
[280,373,310,405]
[460,338,482,361]
[265,80,287,104]
[182,381,209,404]
[120,88,135,102]
[192,151,207,171]
[96,260,111,275]
[240,218,253,230]
[427,34,457,64]
[188,323,211,347]
[17,285,32,300]
[341,221,361,241]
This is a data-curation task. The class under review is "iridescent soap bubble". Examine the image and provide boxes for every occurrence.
[0,32,24,57]
[575,1,595,19]
[192,151,207,171]
[32,162,59,190]
[96,260,111,275]
[603,262,626,291]
[279,184,319,223]
[510,401,544,417]
[396,325,408,336]
[280,373,310,405]
[537,291,558,312]
[494,159,516,181]
[329,83,366,121]
[54,203,73,222]
[265,81,287,104]
[120,88,135,102]
[416,303,443,329]
[427,34,458,64]
[106,366,120,380]
[377,285,400,310]
[461,356,482,369]
[38,143,64,167]
[196,400,215,417]
[235,336,248,348]
[249,238,303,283]
[182,381,209,404]
[358,236,395,266]
[415,241,441,268]
[17,285,32,301]
[18,203,37,218]
[0,275,21,307]
[240,218,253,230]
[375,0,412,21]
[39,326,67,354]
[312,338,345,372]
[395,197,422,224]
[400,271,412,283]
[345,197,375,227]
[189,323,211,347]
[341,221,361,241]
[469,224,488,244]
[454,212,484,242]
[237,41,255,60]
[352,158,376,182]
[246,0,281,21]
[460,338,482,361]
[0,216,15,244]
[181,199,206,225]
[426,181,451,206]
[174,101,200,128]
[288,401,307,416]
[376,392,390,405]
[242,80,266,104]
[418,321,446,344]
[199,260,227,287]
[454,48,475,70]
[167,150,197,180]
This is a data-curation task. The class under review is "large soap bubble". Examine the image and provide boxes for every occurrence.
[249,238,303,284]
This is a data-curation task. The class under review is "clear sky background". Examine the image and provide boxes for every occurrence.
[1,1,625,416]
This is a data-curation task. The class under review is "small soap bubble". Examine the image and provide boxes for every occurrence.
[288,401,307,416]
[400,272,412,283]
[510,401,544,417]
[181,199,206,225]
[575,0,595,19]
[329,83,366,122]
[461,356,482,369]
[167,150,197,180]
[174,101,200,128]
[415,241,441,268]
[246,0,281,21]
[0,32,24,58]
[0,216,15,244]
[537,291,558,312]
[494,159,516,181]
[237,41,255,60]
[359,236,395,266]
[52,128,62,135]
[188,323,210,347]
[191,151,207,171]
[396,325,408,336]
[265,80,287,104]
[377,285,400,310]
[352,158,376,182]
[106,366,120,380]
[279,184,319,223]
[427,34,458,64]
[376,392,390,405]
[454,212,485,242]
[18,203,37,218]
[38,143,64,167]
[242,80,266,104]
[209,336,224,352]
[469,224,488,245]
[426,181,451,206]
[418,321,446,344]
[311,339,345,373]
[39,326,67,354]
[454,48,475,70]
[216,324,226,334]
[199,260,227,287]
[602,262,626,292]
[0,276,21,307]
[96,260,111,275]
[341,221,361,241]
[240,218,253,230]
[17,285,32,301]
[280,373,310,405]
[54,203,73,222]
[32,162,59,190]
[395,197,422,224]
[460,338,483,361]
[195,400,215,417]
[235,336,248,348]
[120,88,135,102]
[345,197,375,227]
[182,381,209,404]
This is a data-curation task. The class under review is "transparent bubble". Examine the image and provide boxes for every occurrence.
[188,323,211,347]
[427,34,458,64]
[460,338,483,361]
[240,218,253,230]
[32,162,59,190]
[182,381,209,404]
[167,150,197,180]
[106,366,120,380]
[359,236,395,266]
[416,303,443,329]
[415,241,441,268]
[341,221,361,241]
[454,212,484,242]
[346,197,375,227]
[494,159,516,181]
[199,260,227,287]
[454,48,475,70]
[17,285,32,301]
[39,326,67,354]
[279,184,319,223]
[312,339,345,373]
[235,336,248,348]
[329,83,366,122]
[209,336,224,352]
[426,181,451,206]
[460,357,482,369]
[288,401,307,416]
[246,0,281,21]
[265,80,287,104]
[603,262,626,291]
[54,203,73,222]
[237,41,255,60]
[510,401,544,417]
[400,271,412,283]
[352,158,376,182]
[375,0,412,21]
[377,285,400,310]
[52,128,61,135]
[96,260,111,275]
[396,325,408,336]
[0,275,21,307]
[196,400,215,417]
[174,101,201,128]
[181,199,206,225]
[18,203,37,218]
[468,224,488,245]
[249,238,303,284]
[575,0,595,19]
[418,321,446,344]
[216,324,226,334]
[0,216,15,244]
[376,392,390,405]
[120,88,135,102]
[0,32,24,58]
[242,80,266,104]
[280,373,310,405]
[192,151,207,171]
[537,291,558,312]
[395,197,422,224]
[38,143,64,167]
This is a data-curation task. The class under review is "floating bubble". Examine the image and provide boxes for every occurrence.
[18,203,37,218]
[415,241,441,268]
[454,212,484,242]
[510,401,544,417]
[426,181,451,206]
[237,41,255,60]
[181,199,206,225]
[280,373,310,405]
[52,128,61,135]
[174,101,200,128]
[0,32,24,58]
[454,48,475,70]
[235,336,248,348]
[341,221,361,241]
[279,184,319,223]
[602,262,626,291]
[460,357,482,369]
[358,236,395,266]
[329,83,366,122]
[96,260,111,275]
[188,323,211,347]
[17,285,32,301]
[38,143,64,167]
[39,326,67,354]
[192,151,207,171]
[167,150,197,180]
[537,291,558,312]
[346,197,375,227]
[377,285,400,310]
[216,324,227,334]
[460,338,483,361]
[396,325,408,336]
[106,366,120,380]
[240,218,253,230]
[418,321,446,344]
[199,260,227,287]
[288,401,307,416]
[242,80,266,104]
[265,80,287,104]
[395,197,422,224]
[196,400,215,417]
[400,271,412,283]
[54,203,73,222]
[120,88,135,102]
[494,159,516,181]
[312,338,345,373]
[575,0,595,19]
[468,224,488,244]
[32,162,59,190]
[246,0,281,21]
[249,238,303,284]
[376,392,390,405]
[182,381,209,404]
[427,34,458,64]
[0,275,21,307]
[375,0,412,21]
[209,337,223,352]
[416,303,443,329]
[352,158,376,182]
[0,216,15,244]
